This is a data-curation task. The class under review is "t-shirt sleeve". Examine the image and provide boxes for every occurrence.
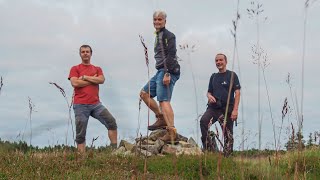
[233,73,241,90]
[68,66,78,80]
[96,67,104,76]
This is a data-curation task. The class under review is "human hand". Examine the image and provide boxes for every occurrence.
[231,110,238,121]
[207,93,216,104]
[163,74,170,86]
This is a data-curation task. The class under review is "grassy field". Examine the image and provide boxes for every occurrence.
[0,140,319,179]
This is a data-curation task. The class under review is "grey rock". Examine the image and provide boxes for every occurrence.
[119,140,134,151]
[187,137,198,147]
[179,141,195,148]
[161,144,202,156]
[112,146,126,155]
[177,147,203,156]
[161,144,182,155]
[136,149,152,157]
[176,133,188,142]
[149,129,167,141]
[154,139,165,152]
[142,139,156,145]
[124,151,134,156]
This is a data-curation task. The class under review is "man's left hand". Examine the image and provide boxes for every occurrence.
[163,74,171,86]
[231,110,238,121]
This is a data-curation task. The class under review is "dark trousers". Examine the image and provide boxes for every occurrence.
[200,107,234,155]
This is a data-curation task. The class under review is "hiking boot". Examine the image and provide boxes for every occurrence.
[159,127,177,143]
[148,114,167,131]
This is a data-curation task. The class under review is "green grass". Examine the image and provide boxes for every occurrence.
[0,140,319,179]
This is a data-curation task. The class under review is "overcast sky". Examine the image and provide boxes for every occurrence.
[0,0,319,149]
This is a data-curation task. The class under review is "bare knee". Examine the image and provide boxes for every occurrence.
[159,101,172,110]
[140,90,149,99]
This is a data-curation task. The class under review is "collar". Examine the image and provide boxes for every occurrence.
[155,27,166,34]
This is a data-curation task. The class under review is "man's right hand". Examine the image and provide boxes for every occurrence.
[207,93,216,104]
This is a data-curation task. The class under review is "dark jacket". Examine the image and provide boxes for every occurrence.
[154,27,180,74]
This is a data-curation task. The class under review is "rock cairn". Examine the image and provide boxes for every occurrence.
[112,129,203,157]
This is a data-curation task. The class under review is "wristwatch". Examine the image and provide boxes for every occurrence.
[165,72,170,77]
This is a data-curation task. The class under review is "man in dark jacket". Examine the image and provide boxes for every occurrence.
[140,10,180,143]
[200,53,241,156]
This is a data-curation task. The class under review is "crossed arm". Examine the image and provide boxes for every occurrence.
[70,74,105,88]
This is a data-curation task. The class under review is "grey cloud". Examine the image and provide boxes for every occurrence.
[0,0,319,148]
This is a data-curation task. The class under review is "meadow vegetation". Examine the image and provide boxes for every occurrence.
[0,139,319,179]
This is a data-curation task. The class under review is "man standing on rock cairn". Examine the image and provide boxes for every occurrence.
[68,45,118,153]
[140,10,181,143]
[200,53,241,156]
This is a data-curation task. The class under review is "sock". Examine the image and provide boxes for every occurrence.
[110,143,117,149]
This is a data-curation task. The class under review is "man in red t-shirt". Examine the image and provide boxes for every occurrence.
[68,44,118,153]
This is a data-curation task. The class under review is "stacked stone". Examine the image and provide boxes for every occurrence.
[112,129,202,156]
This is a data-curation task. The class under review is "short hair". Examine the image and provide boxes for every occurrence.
[216,53,227,62]
[79,44,93,54]
[153,10,167,19]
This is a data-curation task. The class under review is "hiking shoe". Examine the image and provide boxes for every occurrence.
[148,114,167,131]
[159,127,177,143]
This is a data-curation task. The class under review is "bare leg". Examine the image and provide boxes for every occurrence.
[108,130,117,144]
[140,90,162,116]
[159,101,174,127]
[77,143,86,153]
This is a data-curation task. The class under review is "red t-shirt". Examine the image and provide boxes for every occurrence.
[68,64,103,104]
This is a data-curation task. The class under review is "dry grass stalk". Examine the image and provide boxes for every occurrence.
[90,136,99,149]
[158,33,180,180]
[219,0,242,157]
[49,82,75,147]
[0,76,3,95]
[138,35,151,178]
[286,73,298,119]
[180,43,204,180]
[133,92,142,179]
[179,44,201,144]
[298,0,318,142]
[291,123,295,148]
[232,0,246,151]
[248,0,268,151]
[179,43,200,144]
[278,98,289,150]
[88,136,98,158]
[28,97,36,146]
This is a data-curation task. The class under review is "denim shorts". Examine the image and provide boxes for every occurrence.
[73,103,117,144]
[142,69,180,101]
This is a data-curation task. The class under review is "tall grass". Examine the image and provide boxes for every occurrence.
[278,98,289,150]
[49,82,75,147]
[257,50,278,150]
[286,73,299,122]
[28,97,36,147]
[0,76,3,96]
[247,0,267,150]
[179,43,200,144]
[299,0,317,139]
[138,34,153,179]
